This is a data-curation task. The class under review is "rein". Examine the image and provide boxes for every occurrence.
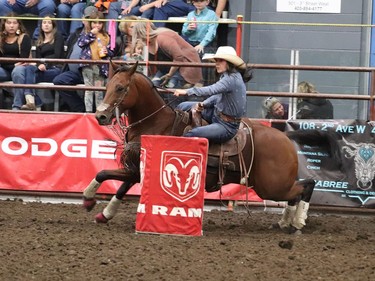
[113,84,180,132]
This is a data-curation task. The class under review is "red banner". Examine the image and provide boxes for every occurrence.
[136,135,208,236]
[0,112,262,202]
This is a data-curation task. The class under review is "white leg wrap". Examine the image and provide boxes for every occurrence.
[292,201,310,230]
[83,179,101,198]
[102,196,122,220]
[278,205,297,228]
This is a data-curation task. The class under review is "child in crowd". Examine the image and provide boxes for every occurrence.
[125,39,144,72]
[78,10,113,112]
[182,0,218,56]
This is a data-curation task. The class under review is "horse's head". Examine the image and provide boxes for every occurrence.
[95,61,139,125]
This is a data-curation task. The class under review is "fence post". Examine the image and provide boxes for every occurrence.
[236,15,243,56]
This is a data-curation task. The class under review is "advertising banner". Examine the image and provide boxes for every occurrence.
[0,112,261,202]
[286,120,375,208]
[136,135,208,236]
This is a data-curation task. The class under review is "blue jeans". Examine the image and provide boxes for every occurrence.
[177,102,240,143]
[0,0,56,39]
[57,3,86,40]
[11,65,42,109]
[52,70,85,112]
[153,0,194,27]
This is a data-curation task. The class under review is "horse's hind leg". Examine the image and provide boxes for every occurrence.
[271,179,315,233]
[289,179,315,233]
[270,198,299,230]
[95,181,134,223]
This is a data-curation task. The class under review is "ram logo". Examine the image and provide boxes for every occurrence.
[160,151,203,202]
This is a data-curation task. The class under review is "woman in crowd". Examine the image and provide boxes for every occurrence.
[0,13,34,110]
[118,15,138,59]
[173,46,253,143]
[297,81,334,119]
[132,20,203,89]
[21,16,65,110]
[263,97,288,119]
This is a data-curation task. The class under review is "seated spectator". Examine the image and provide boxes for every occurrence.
[78,10,114,113]
[210,0,227,18]
[182,0,218,56]
[0,0,56,39]
[0,14,37,110]
[153,0,194,28]
[297,81,334,119]
[21,16,65,110]
[53,7,100,112]
[132,20,203,106]
[56,0,87,41]
[108,0,155,22]
[263,97,288,119]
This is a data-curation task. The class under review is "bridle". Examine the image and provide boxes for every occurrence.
[104,72,179,133]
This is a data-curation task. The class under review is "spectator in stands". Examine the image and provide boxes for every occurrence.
[263,97,288,119]
[182,0,218,56]
[125,39,144,72]
[53,7,100,112]
[118,15,138,59]
[297,81,334,119]
[173,46,253,143]
[153,0,193,28]
[0,14,37,110]
[210,0,227,18]
[0,0,56,40]
[107,0,155,22]
[56,0,87,41]
[78,10,114,113]
[132,20,202,89]
[21,16,65,110]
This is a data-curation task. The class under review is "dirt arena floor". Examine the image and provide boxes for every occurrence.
[0,198,374,281]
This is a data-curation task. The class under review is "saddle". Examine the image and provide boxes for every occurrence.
[188,108,251,171]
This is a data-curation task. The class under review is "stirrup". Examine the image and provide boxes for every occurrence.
[191,108,202,128]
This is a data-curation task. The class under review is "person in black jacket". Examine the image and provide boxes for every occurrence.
[296,81,334,119]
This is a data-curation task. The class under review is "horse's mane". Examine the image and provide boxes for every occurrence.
[115,64,155,89]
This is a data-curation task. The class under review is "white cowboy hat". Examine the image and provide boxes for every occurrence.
[202,46,246,69]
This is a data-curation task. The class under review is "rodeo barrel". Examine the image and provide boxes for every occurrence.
[136,135,208,236]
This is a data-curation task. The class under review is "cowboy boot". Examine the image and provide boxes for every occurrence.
[21,94,36,110]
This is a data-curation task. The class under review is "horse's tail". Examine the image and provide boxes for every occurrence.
[286,129,342,167]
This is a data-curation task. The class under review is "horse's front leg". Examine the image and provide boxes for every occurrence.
[95,181,135,223]
[83,169,128,212]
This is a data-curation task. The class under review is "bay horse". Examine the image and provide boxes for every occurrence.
[83,61,315,233]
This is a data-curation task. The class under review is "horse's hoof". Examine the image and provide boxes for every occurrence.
[83,197,97,212]
[286,226,302,235]
[95,213,109,224]
[269,223,281,230]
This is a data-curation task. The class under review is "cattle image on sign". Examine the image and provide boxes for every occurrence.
[82,62,315,234]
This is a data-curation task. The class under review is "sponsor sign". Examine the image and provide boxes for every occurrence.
[136,135,208,236]
[0,112,262,202]
[286,120,375,207]
[277,0,341,13]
